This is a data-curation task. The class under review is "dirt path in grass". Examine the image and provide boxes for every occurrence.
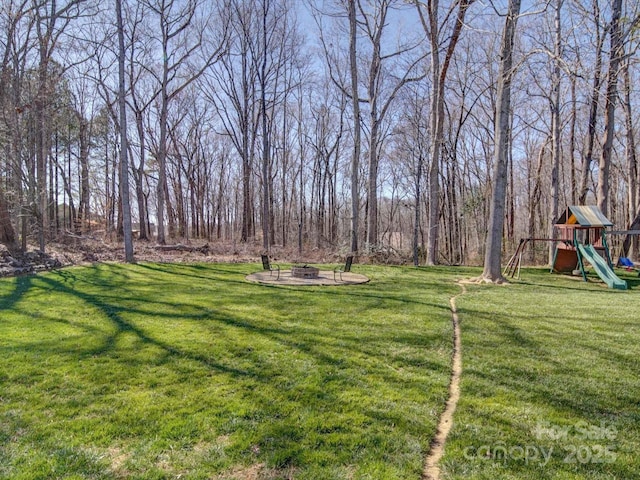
[422,282,466,480]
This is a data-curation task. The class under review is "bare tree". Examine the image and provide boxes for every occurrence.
[125,1,157,241]
[32,0,87,251]
[481,0,522,282]
[596,0,638,216]
[258,0,271,251]
[116,0,134,262]
[0,0,31,253]
[203,0,259,243]
[318,0,424,252]
[548,0,563,264]
[255,0,301,251]
[358,0,425,252]
[145,0,226,244]
[396,85,429,266]
[577,0,604,205]
[416,0,475,265]
[348,0,361,253]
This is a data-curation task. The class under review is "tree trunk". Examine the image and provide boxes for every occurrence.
[578,0,604,204]
[420,0,475,265]
[548,0,563,265]
[622,56,638,258]
[78,115,91,233]
[0,187,19,254]
[133,111,149,240]
[413,150,424,267]
[481,0,522,282]
[157,84,169,244]
[348,0,360,253]
[116,0,135,262]
[569,72,577,204]
[597,0,623,217]
[35,58,48,252]
[425,1,442,266]
[366,116,380,251]
[260,0,270,252]
[621,213,640,259]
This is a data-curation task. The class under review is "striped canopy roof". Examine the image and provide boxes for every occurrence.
[555,205,613,227]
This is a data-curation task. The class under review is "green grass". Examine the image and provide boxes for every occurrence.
[0,262,465,479]
[2,263,639,479]
[442,268,640,480]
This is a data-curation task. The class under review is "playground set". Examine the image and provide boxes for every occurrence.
[505,205,638,290]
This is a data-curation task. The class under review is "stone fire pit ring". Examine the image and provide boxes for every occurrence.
[291,265,319,279]
[246,266,369,286]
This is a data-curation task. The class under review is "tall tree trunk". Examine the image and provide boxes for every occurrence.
[548,0,563,264]
[133,110,149,240]
[241,121,253,242]
[364,2,384,252]
[426,12,441,265]
[578,0,604,204]
[366,116,380,251]
[157,86,169,244]
[241,47,254,243]
[260,0,270,252]
[623,62,637,220]
[348,0,360,253]
[529,138,548,263]
[49,134,57,236]
[569,72,577,204]
[116,0,135,262]
[104,128,112,236]
[413,150,424,267]
[622,56,638,258]
[35,54,49,252]
[78,115,90,233]
[419,0,475,265]
[597,0,623,217]
[481,0,522,282]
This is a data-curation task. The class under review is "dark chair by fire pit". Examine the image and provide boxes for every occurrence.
[334,255,354,282]
[261,254,280,280]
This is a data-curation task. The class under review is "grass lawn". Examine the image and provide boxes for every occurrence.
[0,262,465,479]
[443,268,640,480]
[1,263,638,479]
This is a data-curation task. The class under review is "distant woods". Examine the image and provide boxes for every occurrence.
[1,0,639,264]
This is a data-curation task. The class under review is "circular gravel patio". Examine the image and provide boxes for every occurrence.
[246,269,369,286]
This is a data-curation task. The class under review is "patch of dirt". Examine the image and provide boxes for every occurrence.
[422,283,466,480]
[212,463,297,480]
[465,275,510,285]
[106,446,130,478]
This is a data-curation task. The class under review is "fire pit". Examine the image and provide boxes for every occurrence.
[291,265,319,279]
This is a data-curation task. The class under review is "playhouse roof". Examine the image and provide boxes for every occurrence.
[555,205,613,227]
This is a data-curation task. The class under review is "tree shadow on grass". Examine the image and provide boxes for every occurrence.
[3,263,454,473]
[460,303,640,420]
[136,261,459,312]
[0,274,34,311]
[36,274,254,379]
[135,262,251,286]
[128,262,456,384]
[38,266,451,390]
